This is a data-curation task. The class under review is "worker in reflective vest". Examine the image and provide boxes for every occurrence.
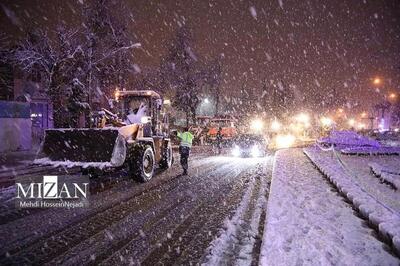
[177,128,194,175]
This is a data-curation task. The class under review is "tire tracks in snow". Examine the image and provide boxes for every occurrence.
[0,155,217,264]
[136,162,254,265]
[47,157,228,265]
[98,159,253,265]
[201,160,271,266]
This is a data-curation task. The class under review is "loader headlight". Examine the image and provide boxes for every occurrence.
[251,145,261,157]
[232,145,241,157]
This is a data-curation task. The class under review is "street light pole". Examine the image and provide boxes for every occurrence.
[371,77,392,130]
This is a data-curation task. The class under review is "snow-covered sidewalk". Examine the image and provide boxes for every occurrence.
[260,149,399,265]
[304,146,400,257]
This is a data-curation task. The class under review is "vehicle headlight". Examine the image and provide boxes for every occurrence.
[251,119,264,131]
[275,134,296,149]
[232,145,241,157]
[251,145,261,157]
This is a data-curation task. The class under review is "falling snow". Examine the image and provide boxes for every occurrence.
[0,0,400,264]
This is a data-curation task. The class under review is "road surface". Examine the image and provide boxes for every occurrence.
[0,151,273,265]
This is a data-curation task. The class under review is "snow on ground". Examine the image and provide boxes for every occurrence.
[304,146,400,255]
[0,152,272,265]
[381,140,400,147]
[341,146,400,155]
[369,162,400,190]
[203,172,257,265]
[0,185,16,203]
[33,157,112,169]
[260,148,399,265]
[202,160,270,266]
[318,130,400,155]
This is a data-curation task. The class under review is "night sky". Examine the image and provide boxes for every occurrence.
[1,0,400,113]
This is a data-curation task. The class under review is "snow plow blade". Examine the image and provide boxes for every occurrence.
[40,128,119,163]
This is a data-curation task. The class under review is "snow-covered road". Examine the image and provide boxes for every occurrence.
[0,151,273,265]
[1,148,399,265]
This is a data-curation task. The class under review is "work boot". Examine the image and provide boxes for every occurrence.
[183,170,188,175]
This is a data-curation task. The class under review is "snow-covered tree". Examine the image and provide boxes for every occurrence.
[82,0,140,104]
[161,26,207,126]
[7,28,87,126]
[7,0,140,127]
[0,34,9,62]
[206,56,223,115]
[0,34,14,100]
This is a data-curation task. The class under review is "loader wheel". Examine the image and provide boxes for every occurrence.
[129,146,155,182]
[160,142,173,169]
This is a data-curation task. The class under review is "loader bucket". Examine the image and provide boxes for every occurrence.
[40,128,120,163]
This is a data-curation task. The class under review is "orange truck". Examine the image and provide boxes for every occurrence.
[207,117,237,142]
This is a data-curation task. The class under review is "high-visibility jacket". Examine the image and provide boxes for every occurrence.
[178,131,194,148]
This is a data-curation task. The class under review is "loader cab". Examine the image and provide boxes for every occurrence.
[116,90,167,136]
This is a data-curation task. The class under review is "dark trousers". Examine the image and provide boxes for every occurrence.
[216,140,222,154]
[179,146,191,171]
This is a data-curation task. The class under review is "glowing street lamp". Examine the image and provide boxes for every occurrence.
[204,98,210,104]
[373,77,381,86]
[389,93,397,100]
[348,118,355,127]
[361,112,367,118]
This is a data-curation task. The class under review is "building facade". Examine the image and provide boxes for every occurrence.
[0,64,53,152]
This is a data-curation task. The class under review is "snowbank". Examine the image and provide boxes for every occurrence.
[341,146,400,155]
[304,146,400,255]
[46,127,119,132]
[318,130,400,155]
[260,149,399,265]
[318,130,380,147]
[34,157,111,169]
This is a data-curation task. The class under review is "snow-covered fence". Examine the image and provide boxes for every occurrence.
[304,146,400,255]
[317,130,380,148]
